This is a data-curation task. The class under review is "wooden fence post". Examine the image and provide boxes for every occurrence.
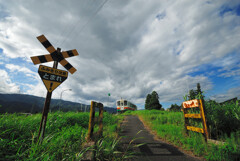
[87,101,96,141]
[86,101,104,142]
[98,103,104,138]
[199,99,208,142]
[84,101,104,160]
[182,105,189,136]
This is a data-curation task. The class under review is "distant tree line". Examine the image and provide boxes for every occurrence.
[169,103,181,111]
[145,91,162,110]
[145,83,238,112]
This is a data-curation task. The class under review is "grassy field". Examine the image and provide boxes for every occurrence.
[125,101,240,161]
[0,111,124,161]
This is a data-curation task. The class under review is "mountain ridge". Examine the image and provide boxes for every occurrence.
[0,93,116,113]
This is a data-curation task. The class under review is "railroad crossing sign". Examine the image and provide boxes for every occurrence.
[31,35,79,74]
[38,65,68,92]
[31,34,79,144]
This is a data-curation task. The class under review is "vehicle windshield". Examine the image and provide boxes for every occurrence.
[124,101,127,106]
[117,101,120,106]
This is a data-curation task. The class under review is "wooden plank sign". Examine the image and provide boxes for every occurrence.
[38,65,68,92]
[182,99,199,108]
[184,114,201,118]
[186,126,204,133]
[182,99,208,141]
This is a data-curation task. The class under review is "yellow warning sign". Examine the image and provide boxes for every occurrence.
[38,65,68,92]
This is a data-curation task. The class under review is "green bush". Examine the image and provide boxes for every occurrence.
[205,100,240,139]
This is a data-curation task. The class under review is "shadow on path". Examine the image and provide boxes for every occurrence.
[120,115,200,161]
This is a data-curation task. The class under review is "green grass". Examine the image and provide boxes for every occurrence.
[127,108,240,161]
[0,111,124,160]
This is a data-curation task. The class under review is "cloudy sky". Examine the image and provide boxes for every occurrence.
[0,0,240,109]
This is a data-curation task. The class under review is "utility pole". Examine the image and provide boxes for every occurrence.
[108,93,110,107]
[59,88,72,111]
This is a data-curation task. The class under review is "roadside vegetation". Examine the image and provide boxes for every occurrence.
[0,111,126,160]
[126,99,240,161]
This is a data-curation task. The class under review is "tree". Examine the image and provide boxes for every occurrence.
[145,94,151,110]
[188,89,198,100]
[188,83,204,100]
[169,103,181,111]
[196,83,204,99]
[145,91,162,110]
[150,91,161,110]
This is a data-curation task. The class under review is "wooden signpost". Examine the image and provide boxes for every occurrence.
[182,99,208,142]
[31,35,79,143]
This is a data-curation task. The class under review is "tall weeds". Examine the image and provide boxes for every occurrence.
[205,100,240,140]
[0,111,123,160]
[131,108,240,161]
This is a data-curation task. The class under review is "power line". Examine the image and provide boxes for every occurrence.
[55,0,95,47]
[58,0,109,48]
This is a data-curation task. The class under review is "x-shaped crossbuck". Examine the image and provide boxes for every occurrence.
[31,35,79,74]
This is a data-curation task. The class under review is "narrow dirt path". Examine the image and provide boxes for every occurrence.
[120,115,200,161]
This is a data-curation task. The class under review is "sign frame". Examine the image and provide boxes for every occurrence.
[182,99,208,142]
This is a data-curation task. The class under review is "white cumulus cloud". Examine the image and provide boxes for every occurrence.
[0,0,239,108]
[0,69,20,93]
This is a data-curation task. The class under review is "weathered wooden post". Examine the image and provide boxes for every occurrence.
[87,101,96,141]
[37,49,60,143]
[98,103,104,138]
[182,105,189,136]
[199,99,208,141]
[84,101,104,160]
[87,101,104,141]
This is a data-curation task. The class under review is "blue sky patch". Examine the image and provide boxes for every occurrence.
[219,3,240,17]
